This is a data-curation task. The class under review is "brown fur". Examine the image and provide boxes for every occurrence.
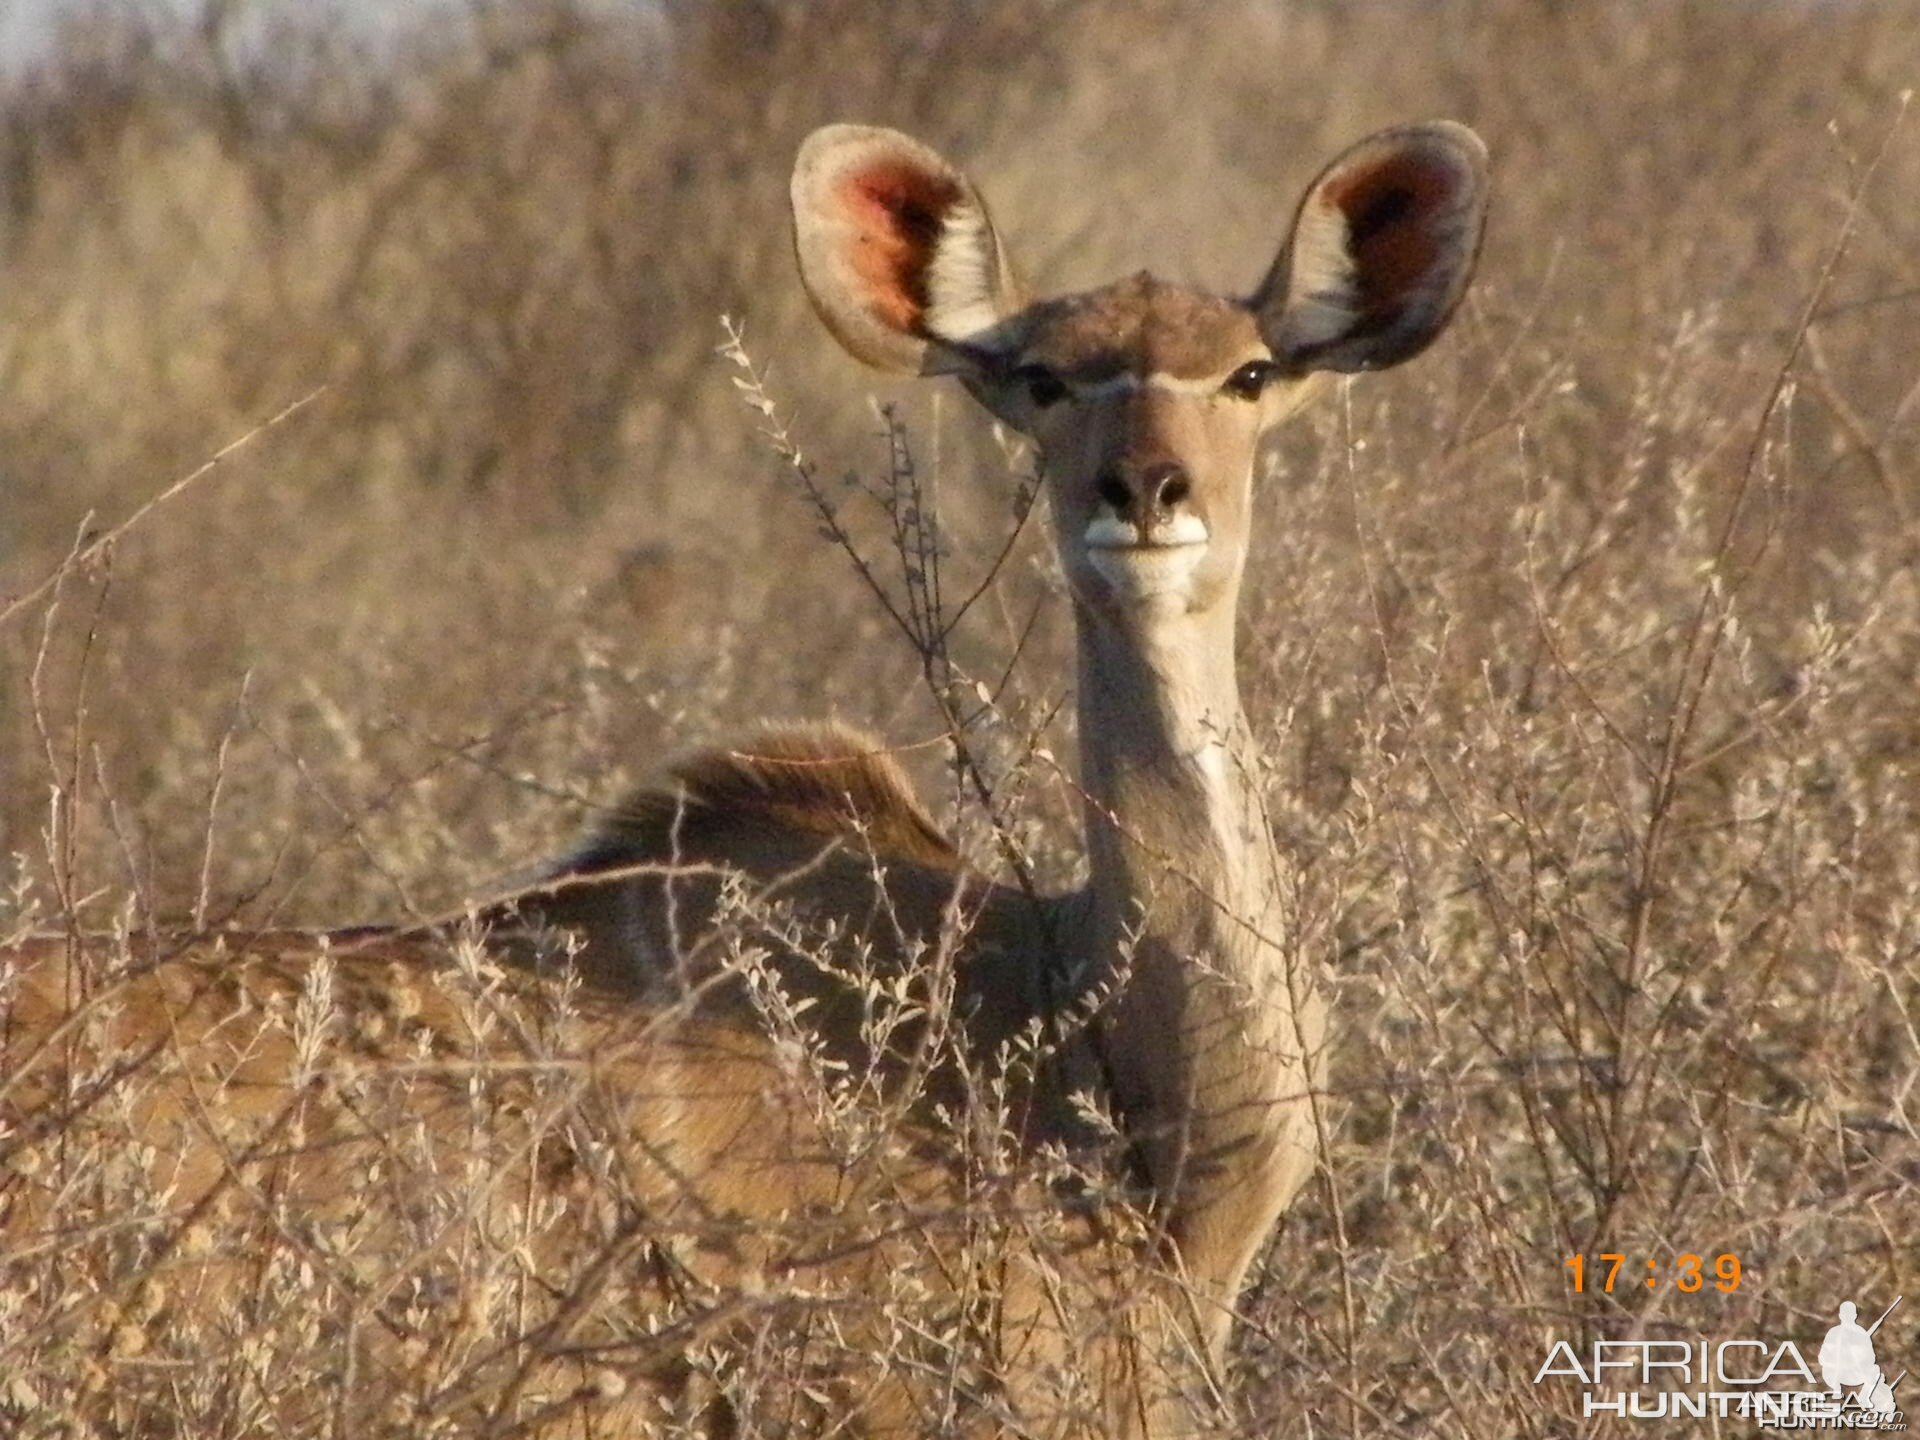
[494,726,1099,1162]
[501,723,987,994]
[594,723,960,872]
[0,925,1192,1438]
[1021,274,1265,382]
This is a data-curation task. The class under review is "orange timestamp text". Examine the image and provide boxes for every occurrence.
[1565,1253,1742,1293]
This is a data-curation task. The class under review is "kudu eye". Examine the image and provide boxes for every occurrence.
[1221,359,1280,402]
[1010,363,1068,409]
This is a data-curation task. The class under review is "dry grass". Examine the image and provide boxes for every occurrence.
[3,0,1919,1434]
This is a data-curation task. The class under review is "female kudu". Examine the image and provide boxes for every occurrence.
[1,121,1486,1437]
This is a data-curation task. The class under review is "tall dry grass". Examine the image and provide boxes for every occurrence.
[3,0,1919,1434]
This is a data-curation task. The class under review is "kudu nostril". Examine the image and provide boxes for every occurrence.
[1099,466,1191,517]
[1139,463,1191,511]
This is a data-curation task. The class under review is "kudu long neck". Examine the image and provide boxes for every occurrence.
[1075,600,1254,883]
[1072,580,1321,1354]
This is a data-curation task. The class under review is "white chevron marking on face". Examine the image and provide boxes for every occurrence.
[1083,511,1210,603]
[1084,512,1209,549]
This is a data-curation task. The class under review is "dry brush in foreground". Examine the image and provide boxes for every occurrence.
[4,3,1920,1436]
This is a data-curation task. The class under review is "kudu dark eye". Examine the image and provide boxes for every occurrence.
[1221,359,1280,401]
[1010,363,1068,408]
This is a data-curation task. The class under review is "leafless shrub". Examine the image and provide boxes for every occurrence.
[3,0,1919,1435]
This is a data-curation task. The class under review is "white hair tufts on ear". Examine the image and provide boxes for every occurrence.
[1276,199,1359,355]
[924,198,1008,344]
[1258,122,1488,373]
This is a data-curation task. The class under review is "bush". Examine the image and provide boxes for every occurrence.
[3,1,1917,1433]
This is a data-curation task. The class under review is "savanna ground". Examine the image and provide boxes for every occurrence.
[2,0,1919,1434]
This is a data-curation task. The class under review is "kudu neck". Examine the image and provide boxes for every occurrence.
[1073,596,1264,890]
[1069,585,1320,1360]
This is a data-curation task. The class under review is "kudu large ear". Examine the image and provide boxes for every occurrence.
[792,125,1025,376]
[1256,122,1488,374]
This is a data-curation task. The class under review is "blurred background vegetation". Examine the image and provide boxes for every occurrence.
[4,0,1915,923]
[3,3,1918,1430]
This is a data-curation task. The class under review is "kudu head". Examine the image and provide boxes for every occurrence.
[791,122,1488,632]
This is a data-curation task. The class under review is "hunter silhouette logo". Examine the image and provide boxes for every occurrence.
[1534,1294,1907,1428]
[1821,1299,1902,1419]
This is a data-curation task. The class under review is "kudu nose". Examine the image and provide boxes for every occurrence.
[1096,462,1192,523]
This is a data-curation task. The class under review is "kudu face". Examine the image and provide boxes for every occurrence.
[791,122,1488,628]
[984,276,1317,625]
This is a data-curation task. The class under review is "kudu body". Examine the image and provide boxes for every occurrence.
[1,122,1485,1437]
